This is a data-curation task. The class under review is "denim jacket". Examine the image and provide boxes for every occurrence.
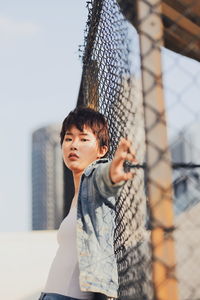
[76,158,124,298]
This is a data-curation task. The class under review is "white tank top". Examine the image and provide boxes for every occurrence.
[44,206,93,299]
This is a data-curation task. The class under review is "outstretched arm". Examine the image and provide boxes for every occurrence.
[92,137,137,202]
[109,137,137,184]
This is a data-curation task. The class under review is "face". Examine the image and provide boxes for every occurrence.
[62,125,108,174]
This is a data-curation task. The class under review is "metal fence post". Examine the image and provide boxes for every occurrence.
[136,0,179,299]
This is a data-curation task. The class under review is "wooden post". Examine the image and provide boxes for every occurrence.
[136,0,179,299]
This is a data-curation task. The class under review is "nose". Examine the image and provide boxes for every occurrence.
[70,138,78,150]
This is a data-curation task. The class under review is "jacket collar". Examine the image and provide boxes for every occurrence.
[84,158,110,177]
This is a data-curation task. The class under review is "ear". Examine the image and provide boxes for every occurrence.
[97,145,108,158]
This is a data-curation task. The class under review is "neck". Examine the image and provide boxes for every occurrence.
[72,171,83,196]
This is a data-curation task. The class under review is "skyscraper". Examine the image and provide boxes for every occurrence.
[170,123,200,214]
[32,124,64,230]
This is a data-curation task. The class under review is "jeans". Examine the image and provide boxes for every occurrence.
[38,292,83,300]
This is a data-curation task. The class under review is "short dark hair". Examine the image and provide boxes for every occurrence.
[60,107,110,154]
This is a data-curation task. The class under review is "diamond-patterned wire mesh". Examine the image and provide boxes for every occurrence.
[77,0,200,299]
[161,1,200,299]
[78,1,151,299]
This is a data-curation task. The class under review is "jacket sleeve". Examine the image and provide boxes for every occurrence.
[93,161,125,200]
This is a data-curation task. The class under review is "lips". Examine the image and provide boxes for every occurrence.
[68,153,79,159]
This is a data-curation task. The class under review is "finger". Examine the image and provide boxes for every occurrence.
[120,139,137,161]
[125,153,137,162]
[118,137,131,151]
[115,138,138,164]
[122,171,135,181]
[128,145,136,156]
[113,151,127,165]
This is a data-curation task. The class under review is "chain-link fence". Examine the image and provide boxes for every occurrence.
[77,0,200,299]
[161,1,200,299]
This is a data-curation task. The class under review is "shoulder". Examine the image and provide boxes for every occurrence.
[84,158,111,177]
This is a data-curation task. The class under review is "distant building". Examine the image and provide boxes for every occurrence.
[170,123,200,214]
[32,124,64,230]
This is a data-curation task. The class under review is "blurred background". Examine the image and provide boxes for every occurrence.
[0,1,87,299]
[0,0,88,233]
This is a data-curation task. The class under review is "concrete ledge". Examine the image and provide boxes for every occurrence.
[0,230,57,300]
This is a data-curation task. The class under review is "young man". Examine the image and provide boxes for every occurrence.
[39,107,136,300]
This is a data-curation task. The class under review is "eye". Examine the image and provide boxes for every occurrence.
[64,137,72,141]
[81,138,89,142]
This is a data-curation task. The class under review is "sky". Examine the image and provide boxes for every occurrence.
[0,0,87,231]
[0,1,199,232]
